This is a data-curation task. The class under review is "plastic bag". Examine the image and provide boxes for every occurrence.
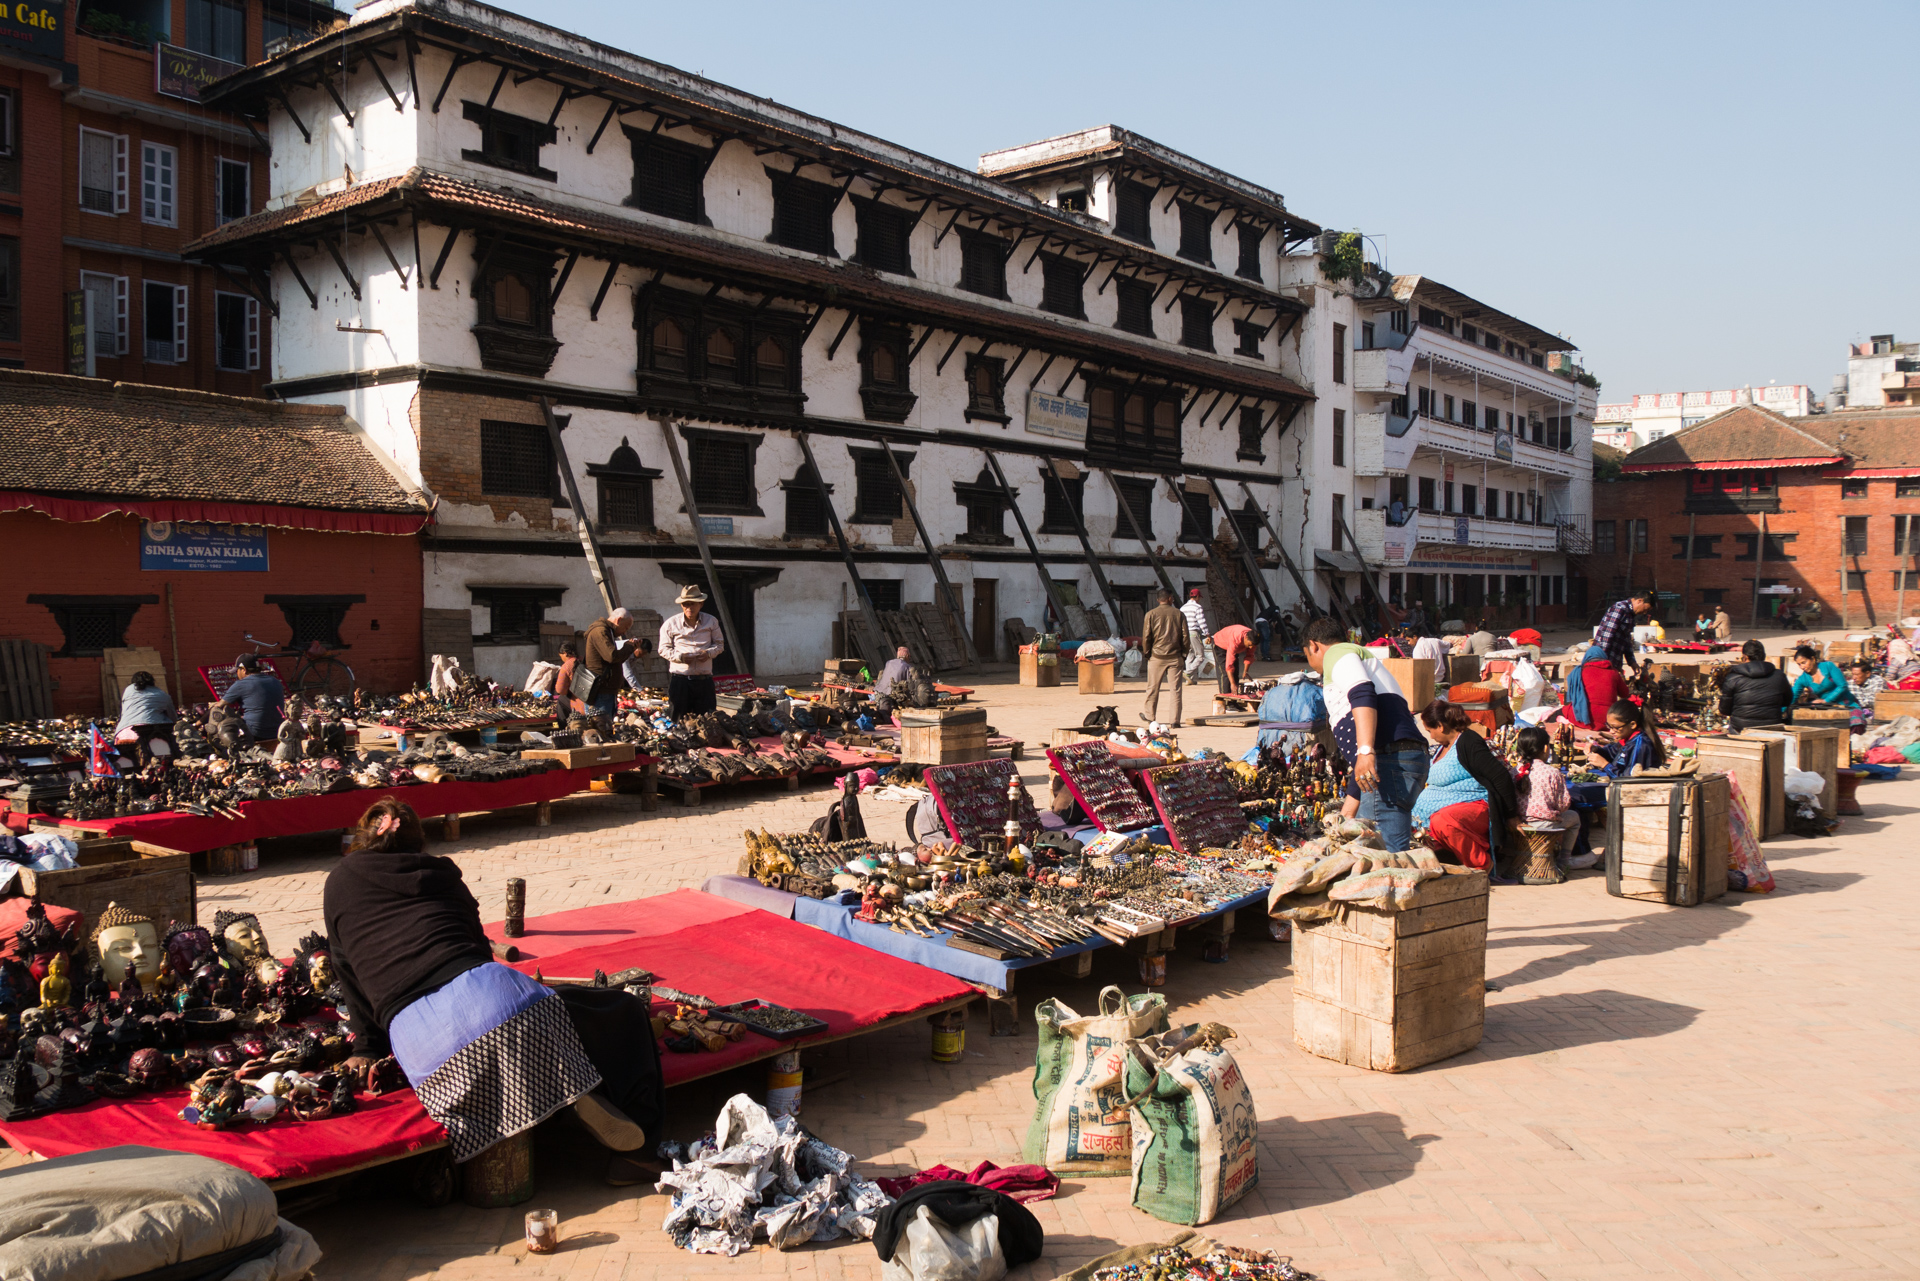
[1784,768,1824,798]
[1723,773,1775,893]
[879,1205,1005,1281]
[1119,645,1144,680]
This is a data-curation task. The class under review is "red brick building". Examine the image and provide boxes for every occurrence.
[0,0,339,386]
[0,370,429,714]
[1589,404,1920,628]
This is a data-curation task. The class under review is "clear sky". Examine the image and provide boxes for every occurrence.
[486,0,1916,403]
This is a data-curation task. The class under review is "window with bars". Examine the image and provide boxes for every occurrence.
[1178,490,1213,543]
[1115,277,1153,337]
[958,230,1007,298]
[214,291,258,370]
[1038,474,1084,534]
[685,430,760,514]
[30,595,154,657]
[480,420,555,498]
[462,102,558,182]
[0,236,15,342]
[862,580,904,612]
[1237,406,1265,461]
[964,353,1007,422]
[849,448,911,524]
[1845,515,1869,555]
[1177,202,1213,263]
[1113,476,1154,541]
[216,157,250,225]
[1114,179,1153,245]
[1331,408,1345,467]
[1847,571,1868,591]
[1841,478,1868,499]
[625,129,711,223]
[465,587,560,646]
[1594,520,1616,554]
[1178,296,1214,350]
[782,466,829,537]
[1039,253,1085,319]
[267,595,363,649]
[1236,223,1261,281]
[769,170,839,255]
[598,478,652,529]
[854,197,915,275]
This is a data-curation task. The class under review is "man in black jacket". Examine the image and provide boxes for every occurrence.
[1716,640,1794,730]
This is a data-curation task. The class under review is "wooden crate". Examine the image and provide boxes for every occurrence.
[521,742,636,769]
[1874,689,1920,722]
[18,839,194,932]
[901,706,989,765]
[1696,734,1785,839]
[1606,773,1730,906]
[1382,657,1436,715]
[1077,659,1115,694]
[1447,654,1482,685]
[1825,641,1863,664]
[1291,869,1488,1072]
[1792,707,1854,763]
[1018,646,1060,688]
[0,640,54,720]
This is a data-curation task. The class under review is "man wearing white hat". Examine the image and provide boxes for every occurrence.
[660,584,726,719]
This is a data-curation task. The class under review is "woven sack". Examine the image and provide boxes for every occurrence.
[1022,985,1168,1175]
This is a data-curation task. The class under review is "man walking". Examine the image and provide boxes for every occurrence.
[582,607,637,724]
[1140,590,1189,727]
[1180,588,1211,685]
[1303,616,1428,852]
[659,585,725,719]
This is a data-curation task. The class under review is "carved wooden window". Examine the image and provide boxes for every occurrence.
[1177,202,1213,264]
[850,448,911,524]
[492,272,533,326]
[1178,490,1213,543]
[473,245,558,377]
[782,465,829,537]
[858,322,916,423]
[1038,475,1085,534]
[625,128,711,223]
[1179,296,1215,351]
[754,334,790,390]
[1115,277,1153,337]
[1039,253,1085,319]
[1115,179,1153,245]
[769,169,839,255]
[682,428,763,516]
[462,102,557,182]
[958,230,1007,299]
[480,420,555,498]
[964,353,1007,423]
[1086,380,1181,467]
[651,316,688,372]
[854,197,915,275]
[705,325,741,383]
[1113,476,1154,541]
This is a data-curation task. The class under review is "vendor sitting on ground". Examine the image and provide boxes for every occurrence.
[1585,699,1666,778]
[873,646,914,698]
[1716,640,1794,730]
[222,655,285,743]
[1695,611,1717,642]
[325,797,662,1185]
[1713,605,1733,640]
[1789,644,1859,718]
[1411,700,1519,879]
[1563,642,1632,731]
[114,670,178,766]
[1848,659,1886,717]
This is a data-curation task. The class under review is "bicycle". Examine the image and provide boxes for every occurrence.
[240,633,357,699]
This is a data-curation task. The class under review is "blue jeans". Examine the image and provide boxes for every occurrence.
[1358,746,1430,852]
[1253,618,1273,662]
[591,684,620,722]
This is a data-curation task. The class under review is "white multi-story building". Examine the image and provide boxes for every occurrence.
[1833,334,1919,410]
[188,3,1323,681]
[1594,384,1813,452]
[1332,275,1598,624]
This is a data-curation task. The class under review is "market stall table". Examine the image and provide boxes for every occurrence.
[52,758,654,854]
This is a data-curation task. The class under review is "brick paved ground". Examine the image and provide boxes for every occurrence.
[51,625,1920,1278]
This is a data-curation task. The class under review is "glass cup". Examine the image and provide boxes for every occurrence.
[525,1208,559,1254]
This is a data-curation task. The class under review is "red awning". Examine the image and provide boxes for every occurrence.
[1620,456,1843,473]
[0,491,430,534]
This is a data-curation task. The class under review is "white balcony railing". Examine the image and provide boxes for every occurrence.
[1407,509,1560,554]
[1406,413,1584,479]
[1352,343,1417,394]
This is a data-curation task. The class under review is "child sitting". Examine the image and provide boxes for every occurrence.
[1585,699,1666,778]
[1515,725,1591,870]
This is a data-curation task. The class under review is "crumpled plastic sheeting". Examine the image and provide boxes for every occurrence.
[658,1094,892,1255]
[1267,819,1444,921]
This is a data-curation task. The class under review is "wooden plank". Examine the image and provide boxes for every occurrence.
[907,602,965,670]
[1395,894,1489,938]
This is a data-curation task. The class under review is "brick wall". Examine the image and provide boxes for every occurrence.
[413,388,556,526]
[4,510,423,714]
[1590,472,1920,625]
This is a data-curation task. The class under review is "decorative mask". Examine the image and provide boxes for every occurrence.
[210,911,269,966]
[294,932,333,994]
[91,902,161,991]
[162,924,214,981]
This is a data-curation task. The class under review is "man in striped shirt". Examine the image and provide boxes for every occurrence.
[1593,591,1652,672]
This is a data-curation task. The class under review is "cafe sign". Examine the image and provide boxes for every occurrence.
[156,43,243,102]
[0,2,63,63]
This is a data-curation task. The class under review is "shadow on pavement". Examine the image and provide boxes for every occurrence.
[1489,896,1747,987]
[1765,868,1867,894]
[1245,1111,1426,1213]
[1470,987,1701,1061]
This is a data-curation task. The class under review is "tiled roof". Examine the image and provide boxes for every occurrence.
[188,169,1315,405]
[0,371,425,513]
[1797,409,1920,470]
[1619,405,1845,471]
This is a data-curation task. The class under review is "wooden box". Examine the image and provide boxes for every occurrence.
[1743,725,1841,818]
[1382,657,1436,714]
[1825,641,1863,665]
[521,742,636,769]
[1077,659,1115,695]
[1873,689,1920,722]
[1606,773,1730,906]
[19,839,194,933]
[1791,707,1854,763]
[1695,734,1785,839]
[1291,869,1488,1072]
[1447,654,1482,685]
[1018,646,1060,688]
[901,706,989,765]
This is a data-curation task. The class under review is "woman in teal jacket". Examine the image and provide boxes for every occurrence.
[1789,644,1858,712]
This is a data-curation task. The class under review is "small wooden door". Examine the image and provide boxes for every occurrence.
[971,579,996,661]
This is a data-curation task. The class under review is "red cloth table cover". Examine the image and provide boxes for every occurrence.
[0,890,970,1182]
[55,760,646,853]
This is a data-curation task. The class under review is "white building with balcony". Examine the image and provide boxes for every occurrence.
[1331,275,1598,625]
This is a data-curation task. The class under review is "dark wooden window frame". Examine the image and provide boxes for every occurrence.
[479,418,557,499]
[780,465,832,538]
[466,586,562,646]
[1669,534,1723,560]
[1114,276,1154,337]
[1113,475,1155,541]
[957,228,1009,298]
[265,594,365,649]
[1232,319,1261,357]
[1178,295,1216,351]
[471,241,560,377]
[29,594,156,658]
[847,446,913,525]
[1235,222,1262,282]
[953,469,1013,546]
[1038,473,1086,535]
[1177,488,1213,543]
[1734,531,1797,562]
[1114,178,1154,246]
[635,287,805,417]
[585,439,662,532]
[1236,405,1265,462]
[1038,252,1087,319]
[461,101,558,182]
[852,195,920,276]
[678,425,765,516]
[1176,200,1215,265]
[622,126,717,224]
[1085,378,1182,468]
[963,351,1009,423]
[857,318,917,422]
[766,167,841,256]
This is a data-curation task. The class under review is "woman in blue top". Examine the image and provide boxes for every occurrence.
[1789,644,1859,723]
[1411,701,1518,878]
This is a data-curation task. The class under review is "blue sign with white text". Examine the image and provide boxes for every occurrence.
[140,521,270,572]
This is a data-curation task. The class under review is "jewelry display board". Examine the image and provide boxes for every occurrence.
[1044,740,1158,832]
[1142,760,1249,854]
[923,757,1039,848]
